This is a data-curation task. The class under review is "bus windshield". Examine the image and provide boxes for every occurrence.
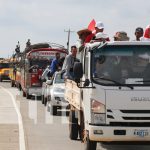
[0,63,9,68]
[30,60,50,69]
[92,45,150,86]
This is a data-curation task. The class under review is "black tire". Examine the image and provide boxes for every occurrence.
[0,76,2,82]
[69,110,78,140]
[26,93,31,99]
[11,81,14,87]
[44,97,47,106]
[42,95,44,104]
[50,106,57,115]
[22,91,26,97]
[38,96,42,100]
[19,84,22,91]
[78,125,82,140]
[78,111,85,141]
[84,133,97,150]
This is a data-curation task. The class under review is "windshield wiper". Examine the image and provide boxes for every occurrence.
[96,77,134,90]
[136,80,150,83]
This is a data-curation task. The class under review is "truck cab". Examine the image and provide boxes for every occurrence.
[65,41,150,150]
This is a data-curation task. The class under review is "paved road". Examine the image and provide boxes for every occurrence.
[0,82,19,150]
[1,81,150,150]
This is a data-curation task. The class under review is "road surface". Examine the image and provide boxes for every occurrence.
[0,81,150,150]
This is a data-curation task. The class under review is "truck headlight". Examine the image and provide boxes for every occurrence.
[91,99,106,124]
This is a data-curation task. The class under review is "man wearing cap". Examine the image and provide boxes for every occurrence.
[135,27,143,41]
[95,21,104,34]
[93,21,110,42]
[85,21,109,43]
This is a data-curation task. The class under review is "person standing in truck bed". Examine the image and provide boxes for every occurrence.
[49,52,61,77]
[62,45,79,80]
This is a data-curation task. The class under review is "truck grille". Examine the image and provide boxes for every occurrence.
[107,109,150,126]
[109,122,150,127]
[120,110,150,113]
[122,117,150,120]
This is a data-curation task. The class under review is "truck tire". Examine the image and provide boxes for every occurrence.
[11,81,14,87]
[44,97,47,106]
[26,93,31,99]
[69,110,78,140]
[19,85,22,91]
[79,111,85,141]
[50,106,57,115]
[18,84,22,91]
[84,133,97,150]
[42,95,44,104]
[0,76,2,82]
[22,91,26,97]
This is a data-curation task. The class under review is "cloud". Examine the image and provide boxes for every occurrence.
[1,0,150,57]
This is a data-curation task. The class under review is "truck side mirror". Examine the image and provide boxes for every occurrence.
[83,79,90,87]
[73,62,83,83]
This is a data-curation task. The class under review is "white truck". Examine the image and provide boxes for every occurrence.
[65,41,150,150]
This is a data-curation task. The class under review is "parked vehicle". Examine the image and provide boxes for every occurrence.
[0,59,10,82]
[65,41,150,150]
[42,72,69,115]
[9,53,22,89]
[20,43,67,99]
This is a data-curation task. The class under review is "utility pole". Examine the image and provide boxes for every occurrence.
[64,29,74,52]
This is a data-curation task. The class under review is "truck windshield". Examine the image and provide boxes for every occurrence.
[0,63,9,68]
[92,45,150,86]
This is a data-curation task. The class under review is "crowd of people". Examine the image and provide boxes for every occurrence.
[42,21,150,81]
[77,20,150,46]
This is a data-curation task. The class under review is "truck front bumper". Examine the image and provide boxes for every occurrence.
[89,125,150,142]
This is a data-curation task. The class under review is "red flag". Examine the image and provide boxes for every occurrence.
[88,19,96,32]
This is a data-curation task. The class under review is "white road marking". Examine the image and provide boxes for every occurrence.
[0,86,26,150]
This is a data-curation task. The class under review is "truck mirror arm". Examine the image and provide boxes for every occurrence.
[75,79,96,89]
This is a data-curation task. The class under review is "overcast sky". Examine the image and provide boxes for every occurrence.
[0,0,150,58]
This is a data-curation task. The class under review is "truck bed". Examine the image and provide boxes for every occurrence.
[65,79,81,110]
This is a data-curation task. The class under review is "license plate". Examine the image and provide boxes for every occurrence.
[134,129,149,137]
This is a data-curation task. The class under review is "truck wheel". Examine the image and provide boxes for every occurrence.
[11,81,14,87]
[22,91,26,97]
[26,93,31,99]
[84,132,97,150]
[42,95,44,104]
[69,110,78,140]
[0,77,2,82]
[44,97,47,106]
[79,111,85,141]
[19,84,22,91]
[50,106,57,115]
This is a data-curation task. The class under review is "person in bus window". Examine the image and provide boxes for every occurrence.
[49,52,61,77]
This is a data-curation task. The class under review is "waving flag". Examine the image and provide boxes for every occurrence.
[88,19,96,32]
